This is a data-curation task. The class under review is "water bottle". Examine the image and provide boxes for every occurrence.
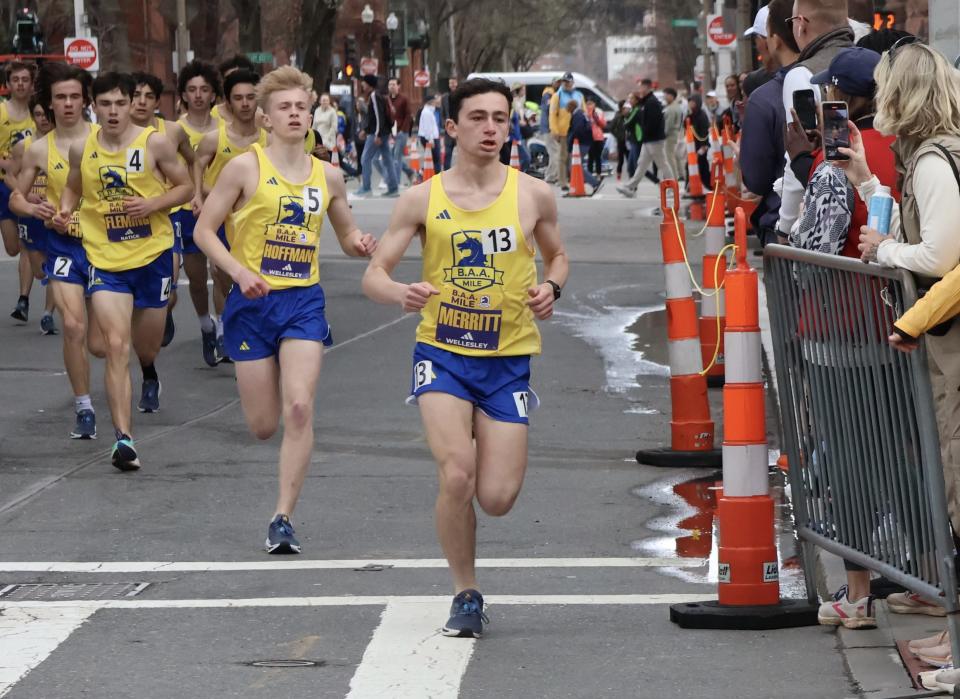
[868,185,894,235]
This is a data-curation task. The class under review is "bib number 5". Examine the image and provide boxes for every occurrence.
[303,186,323,214]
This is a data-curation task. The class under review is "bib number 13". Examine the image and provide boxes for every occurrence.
[482,226,517,255]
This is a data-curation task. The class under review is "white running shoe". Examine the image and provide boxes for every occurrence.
[887,591,946,616]
[817,586,877,629]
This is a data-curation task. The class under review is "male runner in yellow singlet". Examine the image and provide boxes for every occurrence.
[11,63,103,440]
[177,60,225,366]
[53,72,193,471]
[195,66,376,554]
[7,96,57,334]
[192,68,265,313]
[1,62,37,322]
[363,78,568,637]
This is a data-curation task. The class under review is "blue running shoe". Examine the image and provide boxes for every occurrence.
[265,514,301,554]
[161,309,175,347]
[201,327,219,367]
[138,379,161,413]
[441,589,488,638]
[70,409,96,439]
[40,313,58,335]
[111,433,140,471]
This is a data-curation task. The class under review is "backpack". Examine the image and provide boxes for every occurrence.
[790,161,854,255]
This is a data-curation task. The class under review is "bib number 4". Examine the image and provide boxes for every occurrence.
[482,226,517,255]
[127,147,145,173]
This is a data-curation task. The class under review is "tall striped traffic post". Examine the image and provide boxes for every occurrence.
[700,160,727,388]
[721,124,738,194]
[636,180,722,469]
[683,120,706,221]
[669,208,818,629]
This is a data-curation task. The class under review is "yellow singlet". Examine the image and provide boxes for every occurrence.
[0,101,35,157]
[415,166,541,356]
[179,116,217,150]
[231,144,328,290]
[20,135,46,202]
[304,129,316,155]
[45,127,93,240]
[203,121,267,188]
[78,126,174,271]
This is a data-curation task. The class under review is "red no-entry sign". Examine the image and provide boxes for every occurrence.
[64,37,99,71]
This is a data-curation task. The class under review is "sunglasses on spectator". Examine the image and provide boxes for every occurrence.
[785,15,808,27]
[887,35,922,65]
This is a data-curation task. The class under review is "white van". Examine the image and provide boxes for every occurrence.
[466,71,620,121]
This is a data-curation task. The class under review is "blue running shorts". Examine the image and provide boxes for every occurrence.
[223,283,331,361]
[169,210,184,255]
[44,232,89,287]
[0,181,13,221]
[88,249,174,309]
[408,342,539,424]
[176,208,202,255]
[18,217,47,253]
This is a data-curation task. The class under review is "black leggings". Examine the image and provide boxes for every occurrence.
[587,142,603,176]
[616,138,627,176]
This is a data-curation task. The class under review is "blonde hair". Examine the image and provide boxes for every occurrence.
[874,44,960,142]
[255,65,314,110]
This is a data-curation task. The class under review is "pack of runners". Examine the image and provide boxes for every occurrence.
[3,60,568,639]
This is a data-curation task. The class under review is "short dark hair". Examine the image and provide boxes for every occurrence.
[92,72,136,100]
[131,71,163,100]
[766,0,800,54]
[177,60,222,100]
[664,87,678,98]
[36,62,91,122]
[224,69,260,100]
[218,54,256,77]
[640,78,653,88]
[856,28,914,54]
[5,60,35,86]
[448,78,511,123]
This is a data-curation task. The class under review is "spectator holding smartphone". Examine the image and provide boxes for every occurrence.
[838,42,960,654]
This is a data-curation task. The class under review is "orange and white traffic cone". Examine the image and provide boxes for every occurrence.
[509,140,521,170]
[422,141,436,181]
[565,139,587,197]
[722,125,738,193]
[409,140,421,174]
[684,121,705,220]
[669,208,818,629]
[700,161,727,388]
[330,147,340,168]
[636,180,721,468]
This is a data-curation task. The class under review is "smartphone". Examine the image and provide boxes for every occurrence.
[792,89,817,131]
[821,101,850,161]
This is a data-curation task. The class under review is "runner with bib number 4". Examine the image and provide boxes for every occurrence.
[363,77,569,638]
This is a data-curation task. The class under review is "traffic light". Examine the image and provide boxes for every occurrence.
[344,36,357,78]
[11,7,44,55]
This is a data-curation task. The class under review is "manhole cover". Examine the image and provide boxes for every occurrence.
[0,582,150,601]
[247,660,324,668]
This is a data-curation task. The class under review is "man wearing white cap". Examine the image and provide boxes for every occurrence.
[744,5,778,73]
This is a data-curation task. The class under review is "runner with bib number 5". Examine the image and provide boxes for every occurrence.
[363,77,569,638]
[193,66,375,555]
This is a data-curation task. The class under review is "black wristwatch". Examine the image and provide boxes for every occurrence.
[545,279,562,300]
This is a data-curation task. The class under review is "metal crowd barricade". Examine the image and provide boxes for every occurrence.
[763,244,960,655]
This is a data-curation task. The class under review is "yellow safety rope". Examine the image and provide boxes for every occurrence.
[699,242,738,376]
[667,207,722,299]
[690,178,723,238]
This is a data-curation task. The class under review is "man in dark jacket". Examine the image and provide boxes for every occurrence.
[356,74,398,197]
[687,94,712,190]
[440,76,458,170]
[739,0,799,244]
[566,100,603,195]
[617,78,675,197]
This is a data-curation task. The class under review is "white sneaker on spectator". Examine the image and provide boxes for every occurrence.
[887,591,946,616]
[910,630,949,656]
[919,667,949,690]
[917,642,952,668]
[932,667,960,692]
[817,586,877,629]
[378,181,388,191]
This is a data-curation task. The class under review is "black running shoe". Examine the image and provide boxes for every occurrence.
[201,327,219,367]
[441,589,488,638]
[10,297,28,322]
[138,379,161,413]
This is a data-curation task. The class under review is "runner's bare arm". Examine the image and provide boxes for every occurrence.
[51,140,83,232]
[9,140,52,219]
[4,140,24,190]
[323,162,376,257]
[123,133,193,219]
[194,153,269,299]
[527,178,568,320]
[167,121,196,167]
[191,130,218,214]
[362,184,438,311]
